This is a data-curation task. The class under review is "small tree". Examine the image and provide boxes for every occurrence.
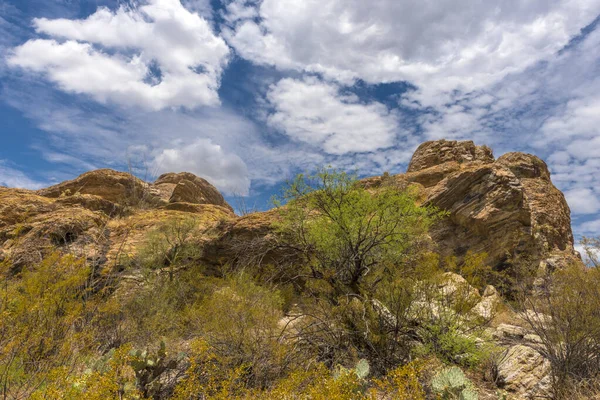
[520,263,600,398]
[273,168,444,371]
[136,216,201,280]
[581,236,600,267]
[274,168,441,299]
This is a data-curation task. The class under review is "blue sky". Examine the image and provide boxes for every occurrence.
[1,0,600,241]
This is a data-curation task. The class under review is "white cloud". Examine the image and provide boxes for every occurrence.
[8,0,230,109]
[565,188,600,215]
[266,77,399,154]
[0,161,45,189]
[579,219,600,236]
[153,139,250,195]
[223,0,600,94]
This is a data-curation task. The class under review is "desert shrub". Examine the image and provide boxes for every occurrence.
[445,251,504,291]
[30,345,143,400]
[135,216,202,280]
[184,275,297,388]
[409,272,491,369]
[172,339,249,400]
[273,167,443,298]
[119,265,218,345]
[418,323,482,368]
[520,262,600,399]
[272,168,445,373]
[0,253,96,399]
[371,360,426,400]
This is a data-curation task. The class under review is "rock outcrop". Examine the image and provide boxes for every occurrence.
[153,172,233,212]
[37,169,152,205]
[364,139,577,275]
[205,139,578,278]
[3,140,576,279]
[1,169,235,271]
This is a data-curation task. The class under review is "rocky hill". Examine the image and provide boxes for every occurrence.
[204,140,579,279]
[0,139,584,399]
[0,140,577,278]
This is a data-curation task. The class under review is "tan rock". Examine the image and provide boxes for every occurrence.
[409,141,576,273]
[153,172,233,212]
[104,207,234,268]
[407,139,494,173]
[1,170,235,271]
[439,272,481,300]
[494,324,527,340]
[496,344,551,398]
[472,292,500,320]
[37,169,158,206]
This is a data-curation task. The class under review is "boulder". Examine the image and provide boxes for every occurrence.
[153,172,233,212]
[407,140,494,173]
[496,344,551,398]
[472,285,501,320]
[493,324,527,341]
[404,140,576,273]
[37,169,158,206]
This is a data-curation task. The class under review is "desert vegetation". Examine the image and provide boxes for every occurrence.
[1,166,599,399]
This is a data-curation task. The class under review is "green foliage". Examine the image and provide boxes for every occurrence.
[185,275,295,387]
[119,265,216,344]
[274,167,443,297]
[445,251,501,291]
[520,262,600,399]
[0,252,95,399]
[271,168,450,374]
[135,216,202,279]
[419,324,483,367]
[371,360,426,400]
[431,366,478,400]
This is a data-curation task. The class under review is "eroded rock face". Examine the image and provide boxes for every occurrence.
[496,344,551,398]
[153,172,233,212]
[377,140,576,273]
[201,140,577,278]
[37,169,155,205]
[407,140,494,173]
[1,170,234,271]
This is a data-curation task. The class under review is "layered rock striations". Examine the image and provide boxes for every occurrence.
[364,140,577,275]
[0,140,578,278]
[0,170,235,271]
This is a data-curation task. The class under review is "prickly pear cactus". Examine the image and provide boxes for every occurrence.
[355,359,370,379]
[431,366,478,400]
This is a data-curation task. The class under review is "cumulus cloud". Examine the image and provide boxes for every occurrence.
[0,161,45,189]
[223,0,600,93]
[565,188,600,215]
[153,139,250,195]
[266,77,399,155]
[8,0,230,109]
[579,219,600,236]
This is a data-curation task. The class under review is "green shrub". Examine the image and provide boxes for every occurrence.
[185,275,294,387]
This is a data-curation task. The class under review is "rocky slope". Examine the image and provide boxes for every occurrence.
[0,139,577,277]
[0,139,581,399]
[0,169,235,272]
[206,140,578,278]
